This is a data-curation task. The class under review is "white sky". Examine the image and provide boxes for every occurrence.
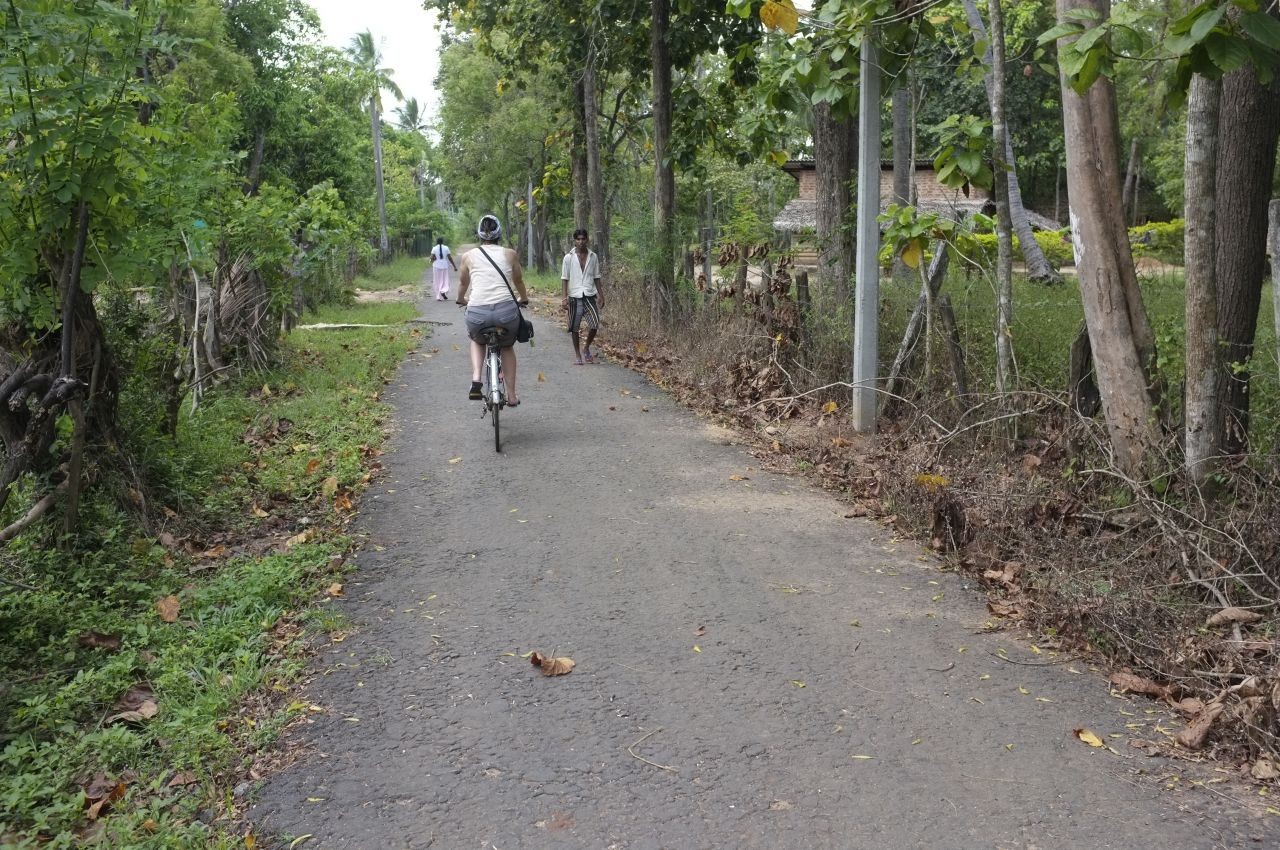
[307,0,446,121]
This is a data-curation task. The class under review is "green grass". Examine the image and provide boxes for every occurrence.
[523,269,563,296]
[352,255,430,292]
[878,265,1280,450]
[0,300,420,848]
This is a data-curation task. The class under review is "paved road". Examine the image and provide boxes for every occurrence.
[250,280,1270,849]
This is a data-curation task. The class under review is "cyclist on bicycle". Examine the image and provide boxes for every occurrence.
[456,214,530,406]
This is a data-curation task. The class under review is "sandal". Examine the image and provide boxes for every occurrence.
[583,350,595,364]
[572,357,584,365]
[468,381,483,400]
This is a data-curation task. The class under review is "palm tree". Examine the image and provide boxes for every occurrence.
[395,97,425,133]
[347,30,402,260]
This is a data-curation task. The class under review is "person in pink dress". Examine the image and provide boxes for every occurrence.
[431,238,457,301]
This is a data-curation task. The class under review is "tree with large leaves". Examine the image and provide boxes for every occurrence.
[347,30,403,260]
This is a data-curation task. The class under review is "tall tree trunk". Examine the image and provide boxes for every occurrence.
[1183,74,1222,484]
[572,78,590,232]
[1214,61,1280,454]
[891,84,913,283]
[651,0,676,325]
[584,43,609,268]
[245,128,266,196]
[1121,136,1140,223]
[989,0,1014,393]
[371,101,389,260]
[813,101,855,305]
[1058,0,1159,475]
[1272,201,1280,389]
[962,0,1062,285]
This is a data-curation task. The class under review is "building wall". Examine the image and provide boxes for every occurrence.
[794,166,985,206]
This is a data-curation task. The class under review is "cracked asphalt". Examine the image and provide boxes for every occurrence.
[249,276,1273,849]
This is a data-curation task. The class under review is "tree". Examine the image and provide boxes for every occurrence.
[395,97,427,133]
[652,0,676,322]
[1054,0,1159,475]
[988,0,1015,393]
[961,0,1063,285]
[1183,73,1221,483]
[1215,48,1280,453]
[347,30,403,260]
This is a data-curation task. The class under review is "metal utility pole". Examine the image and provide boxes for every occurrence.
[852,31,882,433]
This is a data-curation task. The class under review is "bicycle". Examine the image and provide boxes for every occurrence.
[476,326,508,452]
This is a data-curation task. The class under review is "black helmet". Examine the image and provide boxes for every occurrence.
[476,214,502,241]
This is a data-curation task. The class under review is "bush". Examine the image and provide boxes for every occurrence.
[1128,219,1184,266]
[969,229,1075,268]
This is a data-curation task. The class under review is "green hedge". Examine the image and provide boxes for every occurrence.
[969,229,1075,268]
[1128,219,1184,265]
[966,220,1184,269]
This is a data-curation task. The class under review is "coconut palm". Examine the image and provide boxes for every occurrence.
[395,97,426,133]
[347,30,402,260]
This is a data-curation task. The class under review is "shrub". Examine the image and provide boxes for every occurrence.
[968,228,1074,269]
[1128,219,1184,266]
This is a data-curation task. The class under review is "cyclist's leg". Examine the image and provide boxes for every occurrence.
[500,345,518,405]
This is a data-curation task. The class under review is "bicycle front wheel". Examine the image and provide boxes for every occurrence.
[492,400,501,452]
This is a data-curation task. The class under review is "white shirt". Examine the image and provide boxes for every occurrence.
[431,244,452,269]
[466,245,516,306]
[561,250,600,297]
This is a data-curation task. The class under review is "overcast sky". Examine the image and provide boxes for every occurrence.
[307,0,447,121]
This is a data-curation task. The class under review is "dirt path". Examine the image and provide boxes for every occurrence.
[250,273,1269,849]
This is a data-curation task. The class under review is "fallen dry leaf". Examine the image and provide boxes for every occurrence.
[167,771,198,788]
[1175,701,1224,750]
[321,477,339,499]
[334,491,353,511]
[821,401,838,415]
[537,372,546,382]
[251,503,269,518]
[105,699,158,725]
[843,505,868,518]
[305,458,321,475]
[1074,728,1104,747]
[78,631,122,652]
[1205,607,1263,628]
[729,474,749,481]
[529,652,575,676]
[1251,759,1279,781]
[326,583,343,597]
[1109,671,1171,701]
[693,626,706,636]
[831,437,850,447]
[155,595,180,623]
[448,457,462,465]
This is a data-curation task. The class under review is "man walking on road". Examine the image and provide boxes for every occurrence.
[561,228,604,365]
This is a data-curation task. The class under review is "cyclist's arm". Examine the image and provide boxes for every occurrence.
[507,248,529,303]
[456,256,471,304]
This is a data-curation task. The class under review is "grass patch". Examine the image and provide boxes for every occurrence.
[0,301,420,847]
[352,255,430,292]
[523,268,564,296]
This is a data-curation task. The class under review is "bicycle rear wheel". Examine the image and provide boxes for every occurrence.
[492,400,501,452]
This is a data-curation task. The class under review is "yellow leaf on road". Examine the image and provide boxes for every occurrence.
[851,754,875,760]
[791,680,806,688]
[537,372,546,382]
[448,457,462,464]
[1075,728,1105,747]
[693,645,702,653]
[821,401,838,414]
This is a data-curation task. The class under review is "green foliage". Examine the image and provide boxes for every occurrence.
[0,301,417,846]
[930,114,995,194]
[1129,219,1185,266]
[969,229,1076,268]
